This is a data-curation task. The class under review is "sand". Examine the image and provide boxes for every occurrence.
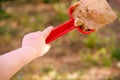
[72,0,117,31]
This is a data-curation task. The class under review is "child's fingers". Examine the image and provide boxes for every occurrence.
[42,26,53,39]
[44,44,51,53]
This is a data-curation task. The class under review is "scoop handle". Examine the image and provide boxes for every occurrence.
[46,19,75,44]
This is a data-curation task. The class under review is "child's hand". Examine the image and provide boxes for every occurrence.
[22,26,53,57]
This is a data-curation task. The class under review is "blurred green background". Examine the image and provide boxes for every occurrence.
[0,0,120,80]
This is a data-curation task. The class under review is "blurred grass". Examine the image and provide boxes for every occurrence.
[0,0,120,80]
[0,9,11,20]
[112,48,120,60]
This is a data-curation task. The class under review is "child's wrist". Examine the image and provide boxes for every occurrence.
[21,46,38,59]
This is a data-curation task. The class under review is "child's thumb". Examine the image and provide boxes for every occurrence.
[42,26,53,39]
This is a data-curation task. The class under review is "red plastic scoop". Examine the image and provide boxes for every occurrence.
[46,6,94,44]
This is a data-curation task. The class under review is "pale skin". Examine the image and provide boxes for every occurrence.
[0,27,53,80]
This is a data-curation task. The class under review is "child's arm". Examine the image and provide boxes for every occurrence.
[0,27,53,80]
